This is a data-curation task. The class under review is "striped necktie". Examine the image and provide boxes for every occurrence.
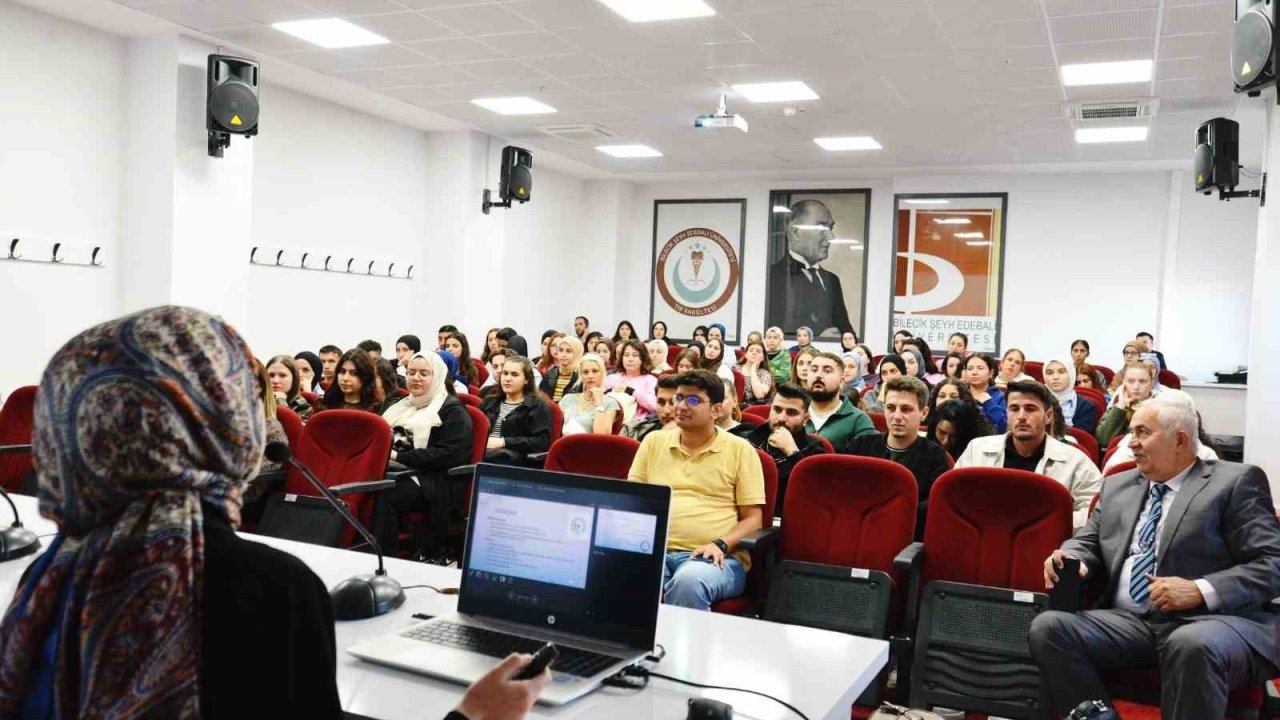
[1128,482,1170,604]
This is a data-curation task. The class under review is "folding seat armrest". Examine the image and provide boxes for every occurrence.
[251,469,287,487]
[893,542,925,628]
[384,460,417,482]
[447,464,477,478]
[527,452,549,463]
[330,479,396,497]
[0,444,32,455]
[738,526,779,551]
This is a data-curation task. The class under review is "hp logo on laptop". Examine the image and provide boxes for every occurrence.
[547,615,556,625]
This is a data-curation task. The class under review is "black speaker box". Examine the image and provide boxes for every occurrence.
[1234,0,1277,94]
[207,54,260,136]
[498,146,533,203]
[1194,117,1240,193]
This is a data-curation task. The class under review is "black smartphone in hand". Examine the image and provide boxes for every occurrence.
[510,643,558,680]
[1049,557,1084,612]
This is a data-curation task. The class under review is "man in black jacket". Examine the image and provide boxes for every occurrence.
[843,375,950,539]
[735,382,826,517]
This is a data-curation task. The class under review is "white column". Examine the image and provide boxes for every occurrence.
[1245,100,1280,502]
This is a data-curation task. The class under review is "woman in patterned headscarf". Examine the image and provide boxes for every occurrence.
[0,306,341,718]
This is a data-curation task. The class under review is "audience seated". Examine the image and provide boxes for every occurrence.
[845,376,951,540]
[443,332,479,387]
[436,350,470,396]
[737,339,775,407]
[994,347,1032,388]
[648,338,672,374]
[692,325,708,344]
[1134,330,1168,371]
[1109,341,1143,395]
[965,352,1008,432]
[804,352,875,447]
[956,380,1102,528]
[384,352,473,562]
[926,387,998,460]
[628,370,765,611]
[1070,338,1092,371]
[590,337,616,370]
[541,335,583,402]
[1044,357,1099,434]
[840,330,859,353]
[318,343,342,389]
[557,353,619,436]
[763,326,792,386]
[621,374,679,442]
[789,325,814,353]
[1097,363,1158,449]
[892,330,912,354]
[374,358,405,412]
[732,382,824,516]
[1102,391,1221,472]
[252,357,290,474]
[266,354,314,421]
[901,346,941,387]
[928,376,971,411]
[902,337,944,385]
[947,332,969,355]
[853,343,877,387]
[1031,392,1280,719]
[612,320,638,344]
[1077,362,1108,400]
[715,377,741,432]
[605,340,659,419]
[649,320,667,341]
[707,323,726,343]
[701,338,734,383]
[317,348,384,414]
[480,327,501,363]
[790,345,819,386]
[839,351,865,401]
[293,351,323,394]
[941,351,965,379]
[394,334,421,380]
[357,338,382,361]
[534,330,562,375]
[480,348,507,391]
[435,324,457,350]
[745,330,763,346]
[674,347,699,374]
[573,315,590,343]
[480,356,551,466]
[862,353,905,413]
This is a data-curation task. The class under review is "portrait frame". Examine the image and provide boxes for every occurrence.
[649,198,747,344]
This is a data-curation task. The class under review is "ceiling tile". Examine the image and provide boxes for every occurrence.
[595,49,702,74]
[425,4,540,34]
[476,31,578,57]
[501,0,625,29]
[332,67,418,88]
[142,1,251,32]
[1043,0,1159,17]
[1054,37,1155,64]
[698,41,774,68]
[396,0,499,7]
[490,76,587,98]
[1157,56,1218,81]
[927,0,1044,27]
[386,82,501,105]
[1158,31,1230,59]
[1157,76,1234,98]
[219,25,316,53]
[277,50,369,73]
[1161,3,1233,35]
[203,0,321,24]
[952,45,1059,71]
[346,12,460,42]
[396,63,485,84]
[523,52,612,78]
[403,37,508,62]
[946,19,1049,51]
[452,58,549,81]
[629,68,721,90]
[1049,9,1158,44]
[965,66,1061,90]
[333,43,431,67]
[975,85,1065,106]
[630,16,750,46]
[724,7,843,49]
[550,22,655,53]
[300,0,407,17]
[1064,83,1153,101]
[564,73,648,93]
[984,101,1065,120]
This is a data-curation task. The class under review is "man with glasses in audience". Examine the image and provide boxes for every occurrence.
[734,382,825,518]
[629,370,765,610]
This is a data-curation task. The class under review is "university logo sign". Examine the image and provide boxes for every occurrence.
[655,227,740,317]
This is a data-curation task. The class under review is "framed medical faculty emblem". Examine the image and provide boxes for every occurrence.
[650,199,746,344]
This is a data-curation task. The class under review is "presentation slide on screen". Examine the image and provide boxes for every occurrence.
[470,493,595,589]
[595,509,657,555]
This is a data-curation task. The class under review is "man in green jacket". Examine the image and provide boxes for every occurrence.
[804,352,876,447]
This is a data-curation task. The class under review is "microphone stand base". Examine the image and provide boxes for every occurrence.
[0,526,40,562]
[331,573,406,621]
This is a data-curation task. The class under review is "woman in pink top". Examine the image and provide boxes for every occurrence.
[605,339,658,418]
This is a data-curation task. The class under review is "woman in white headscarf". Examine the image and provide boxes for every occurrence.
[383,352,475,561]
[1042,356,1098,434]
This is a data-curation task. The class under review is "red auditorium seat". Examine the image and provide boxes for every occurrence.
[470,358,488,385]
[868,412,887,432]
[0,386,37,493]
[395,405,489,558]
[731,368,745,403]
[742,404,771,422]
[301,391,320,405]
[544,434,640,479]
[808,434,834,453]
[1023,360,1044,382]
[1076,387,1107,419]
[275,405,303,450]
[457,393,482,408]
[1094,364,1115,385]
[1067,426,1101,467]
[711,448,778,617]
[1158,369,1180,389]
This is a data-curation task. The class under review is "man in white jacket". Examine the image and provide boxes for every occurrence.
[957,380,1102,529]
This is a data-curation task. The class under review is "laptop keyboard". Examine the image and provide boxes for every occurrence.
[401,621,624,678]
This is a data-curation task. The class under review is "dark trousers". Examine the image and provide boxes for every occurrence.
[386,474,463,556]
[1029,609,1275,719]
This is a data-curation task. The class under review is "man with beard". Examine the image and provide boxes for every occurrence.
[804,352,876,449]
[734,382,826,518]
[844,375,951,539]
[957,380,1101,529]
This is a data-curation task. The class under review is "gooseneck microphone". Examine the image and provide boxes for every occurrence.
[263,441,405,620]
[0,445,41,562]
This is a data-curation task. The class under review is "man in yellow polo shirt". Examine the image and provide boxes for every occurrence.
[628,369,765,610]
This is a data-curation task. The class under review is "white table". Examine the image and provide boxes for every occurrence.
[1,494,887,720]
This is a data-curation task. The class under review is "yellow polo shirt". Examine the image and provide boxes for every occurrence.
[628,427,766,569]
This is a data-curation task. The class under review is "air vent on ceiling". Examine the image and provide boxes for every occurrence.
[1072,100,1159,122]
[537,123,616,141]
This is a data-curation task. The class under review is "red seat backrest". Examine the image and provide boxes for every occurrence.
[731,368,745,403]
[921,467,1073,593]
[0,386,37,492]
[1107,435,1124,453]
[275,406,303,450]
[284,410,392,543]
[1076,388,1106,419]
[1067,426,1100,466]
[1023,361,1044,382]
[737,414,762,428]
[781,455,917,571]
[742,404,771,421]
[666,344,682,367]
[1104,460,1137,477]
[1101,445,1119,469]
[870,354,884,372]
[808,434,834,453]
[545,435,641,479]
[1157,369,1180,389]
[544,398,563,444]
[458,393,482,408]
[868,412,887,433]
[471,358,489,385]
[300,391,320,405]
[1094,364,1115,385]
[463,405,489,464]
[755,448,779,520]
[611,410,625,435]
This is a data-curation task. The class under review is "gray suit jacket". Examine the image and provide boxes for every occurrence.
[1062,459,1280,667]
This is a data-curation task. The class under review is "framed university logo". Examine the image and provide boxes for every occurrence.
[650,199,746,343]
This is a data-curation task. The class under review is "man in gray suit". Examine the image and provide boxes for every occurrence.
[1029,391,1280,719]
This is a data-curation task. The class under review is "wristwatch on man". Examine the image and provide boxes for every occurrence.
[711,538,730,554]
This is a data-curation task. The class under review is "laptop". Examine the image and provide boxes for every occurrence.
[348,463,671,706]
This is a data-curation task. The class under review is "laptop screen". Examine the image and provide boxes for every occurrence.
[458,464,671,650]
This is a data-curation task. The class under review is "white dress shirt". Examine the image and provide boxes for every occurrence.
[1112,461,1220,613]
[788,251,826,290]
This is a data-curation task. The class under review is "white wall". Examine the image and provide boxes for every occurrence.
[0,1,123,396]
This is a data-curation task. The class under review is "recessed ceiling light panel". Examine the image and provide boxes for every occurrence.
[732,81,819,103]
[272,19,390,49]
[1061,59,1153,87]
[471,97,558,115]
[814,136,881,151]
[597,0,715,22]
[1075,126,1149,144]
[596,144,663,158]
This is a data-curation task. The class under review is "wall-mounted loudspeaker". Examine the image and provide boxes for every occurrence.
[1233,0,1277,95]
[207,54,260,158]
[1194,118,1240,193]
[482,146,534,214]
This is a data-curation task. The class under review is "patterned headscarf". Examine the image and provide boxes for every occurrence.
[0,306,265,719]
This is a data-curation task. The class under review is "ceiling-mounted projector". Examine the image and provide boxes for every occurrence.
[695,94,748,132]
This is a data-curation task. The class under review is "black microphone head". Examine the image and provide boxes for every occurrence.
[264,441,291,463]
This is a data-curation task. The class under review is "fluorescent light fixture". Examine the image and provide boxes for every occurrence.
[597,0,714,22]
[904,199,949,205]
[732,81,819,103]
[772,205,792,213]
[932,218,971,225]
[272,18,389,49]
[1075,126,1149,144]
[596,144,662,158]
[954,232,985,239]
[965,240,993,246]
[814,136,882,151]
[1061,59,1153,87]
[471,97,557,115]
